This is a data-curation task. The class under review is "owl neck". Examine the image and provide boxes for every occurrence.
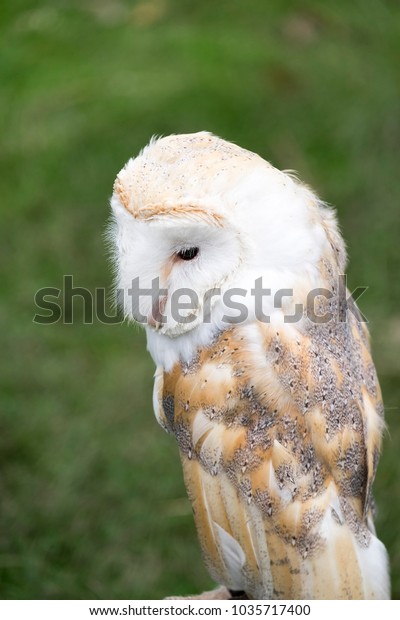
[146,319,222,373]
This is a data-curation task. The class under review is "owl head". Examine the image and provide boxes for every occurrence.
[110,132,345,364]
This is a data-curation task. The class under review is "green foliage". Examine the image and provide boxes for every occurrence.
[0,0,399,599]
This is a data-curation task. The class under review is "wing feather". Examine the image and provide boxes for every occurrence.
[157,277,389,598]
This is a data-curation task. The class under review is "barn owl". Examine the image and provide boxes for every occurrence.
[110,132,390,600]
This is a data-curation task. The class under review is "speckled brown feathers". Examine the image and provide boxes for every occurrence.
[155,261,385,599]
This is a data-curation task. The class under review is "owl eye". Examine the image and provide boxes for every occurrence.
[177,247,199,261]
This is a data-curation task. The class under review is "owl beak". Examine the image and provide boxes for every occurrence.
[148,295,168,330]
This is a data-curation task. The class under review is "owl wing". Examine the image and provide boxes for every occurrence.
[156,307,388,599]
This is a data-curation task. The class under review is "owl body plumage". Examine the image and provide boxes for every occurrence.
[110,132,390,599]
[155,310,386,599]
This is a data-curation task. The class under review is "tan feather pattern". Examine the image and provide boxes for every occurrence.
[156,258,386,600]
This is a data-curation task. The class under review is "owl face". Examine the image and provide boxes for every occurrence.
[110,132,344,351]
[110,203,243,336]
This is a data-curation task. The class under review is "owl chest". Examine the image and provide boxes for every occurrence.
[159,331,296,477]
[158,346,338,542]
[160,352,264,464]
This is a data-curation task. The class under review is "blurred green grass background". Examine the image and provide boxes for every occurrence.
[1,0,399,600]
